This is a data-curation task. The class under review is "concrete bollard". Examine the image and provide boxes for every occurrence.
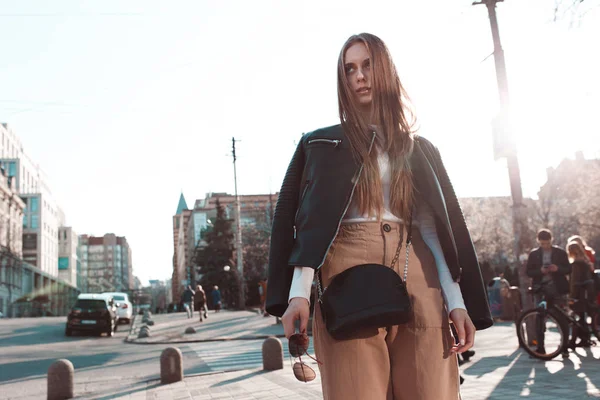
[147,320,155,326]
[184,326,196,334]
[262,336,284,371]
[160,347,183,384]
[142,316,150,323]
[47,359,74,400]
[138,326,150,338]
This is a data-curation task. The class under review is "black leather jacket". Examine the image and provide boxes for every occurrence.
[526,246,571,295]
[266,124,493,330]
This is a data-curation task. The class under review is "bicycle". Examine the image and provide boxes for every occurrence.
[516,280,600,361]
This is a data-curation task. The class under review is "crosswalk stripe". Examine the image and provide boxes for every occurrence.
[190,340,316,371]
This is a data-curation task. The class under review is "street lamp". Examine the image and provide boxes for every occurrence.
[223,265,231,272]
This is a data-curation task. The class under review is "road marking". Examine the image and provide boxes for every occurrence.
[189,339,316,371]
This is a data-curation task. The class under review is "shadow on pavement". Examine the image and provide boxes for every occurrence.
[159,316,265,340]
[466,346,600,398]
[0,351,120,383]
[463,348,521,377]
[248,324,284,337]
[211,370,267,387]
[0,321,130,347]
[82,381,163,400]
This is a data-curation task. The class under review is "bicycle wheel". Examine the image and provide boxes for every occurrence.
[516,308,567,361]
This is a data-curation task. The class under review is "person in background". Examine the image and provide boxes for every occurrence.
[568,235,596,266]
[526,228,571,356]
[526,229,571,299]
[181,285,195,319]
[195,285,208,322]
[258,279,268,316]
[567,235,599,305]
[566,241,596,349]
[212,285,222,313]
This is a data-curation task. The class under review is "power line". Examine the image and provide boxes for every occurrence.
[0,13,145,17]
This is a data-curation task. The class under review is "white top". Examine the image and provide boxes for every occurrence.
[288,151,466,313]
[344,151,402,223]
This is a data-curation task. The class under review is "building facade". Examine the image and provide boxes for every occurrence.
[1,123,65,277]
[172,193,192,304]
[193,192,277,228]
[20,193,63,275]
[79,234,133,293]
[0,165,25,256]
[58,227,80,287]
[170,191,278,305]
[0,164,26,316]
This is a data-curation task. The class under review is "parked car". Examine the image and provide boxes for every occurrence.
[65,294,118,337]
[102,292,133,323]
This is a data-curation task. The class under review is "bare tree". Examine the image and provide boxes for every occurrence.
[536,156,600,251]
[553,0,600,26]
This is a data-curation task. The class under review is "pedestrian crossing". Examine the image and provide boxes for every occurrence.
[189,338,317,372]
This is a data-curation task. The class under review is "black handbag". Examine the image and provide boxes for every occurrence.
[317,221,413,340]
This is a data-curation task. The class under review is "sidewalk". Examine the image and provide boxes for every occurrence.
[73,367,323,400]
[126,309,284,344]
[122,314,600,399]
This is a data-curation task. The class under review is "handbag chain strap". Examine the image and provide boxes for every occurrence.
[317,216,413,303]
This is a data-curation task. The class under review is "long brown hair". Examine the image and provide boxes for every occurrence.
[337,33,417,222]
[567,241,587,262]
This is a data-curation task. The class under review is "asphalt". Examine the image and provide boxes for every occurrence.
[126,308,285,344]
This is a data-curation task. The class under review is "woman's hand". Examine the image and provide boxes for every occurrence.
[282,297,310,338]
[449,308,476,354]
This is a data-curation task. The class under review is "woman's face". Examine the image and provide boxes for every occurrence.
[344,42,372,108]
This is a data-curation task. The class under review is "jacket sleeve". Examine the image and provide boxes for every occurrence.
[526,250,542,279]
[266,137,306,317]
[431,144,493,330]
[556,249,571,276]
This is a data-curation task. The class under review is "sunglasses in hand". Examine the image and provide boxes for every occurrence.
[288,333,321,382]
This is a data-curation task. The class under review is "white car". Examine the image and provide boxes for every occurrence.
[102,292,133,323]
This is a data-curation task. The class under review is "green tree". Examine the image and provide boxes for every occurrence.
[241,223,271,306]
[196,199,241,309]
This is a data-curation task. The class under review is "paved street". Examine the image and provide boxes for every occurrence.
[1,311,600,399]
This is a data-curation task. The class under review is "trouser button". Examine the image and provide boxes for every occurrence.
[383,223,391,232]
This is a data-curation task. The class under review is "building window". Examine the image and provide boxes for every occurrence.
[23,214,28,229]
[30,197,38,212]
[31,215,39,229]
[7,162,16,177]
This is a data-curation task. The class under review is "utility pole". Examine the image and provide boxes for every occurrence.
[474,0,530,308]
[232,137,245,309]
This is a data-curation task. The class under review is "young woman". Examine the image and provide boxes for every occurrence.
[568,235,599,307]
[266,33,492,399]
[568,235,596,266]
[566,241,595,348]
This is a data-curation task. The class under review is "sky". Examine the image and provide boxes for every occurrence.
[1,0,599,285]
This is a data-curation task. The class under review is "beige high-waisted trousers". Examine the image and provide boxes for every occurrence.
[313,221,460,400]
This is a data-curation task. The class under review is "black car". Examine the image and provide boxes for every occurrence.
[66,294,119,337]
